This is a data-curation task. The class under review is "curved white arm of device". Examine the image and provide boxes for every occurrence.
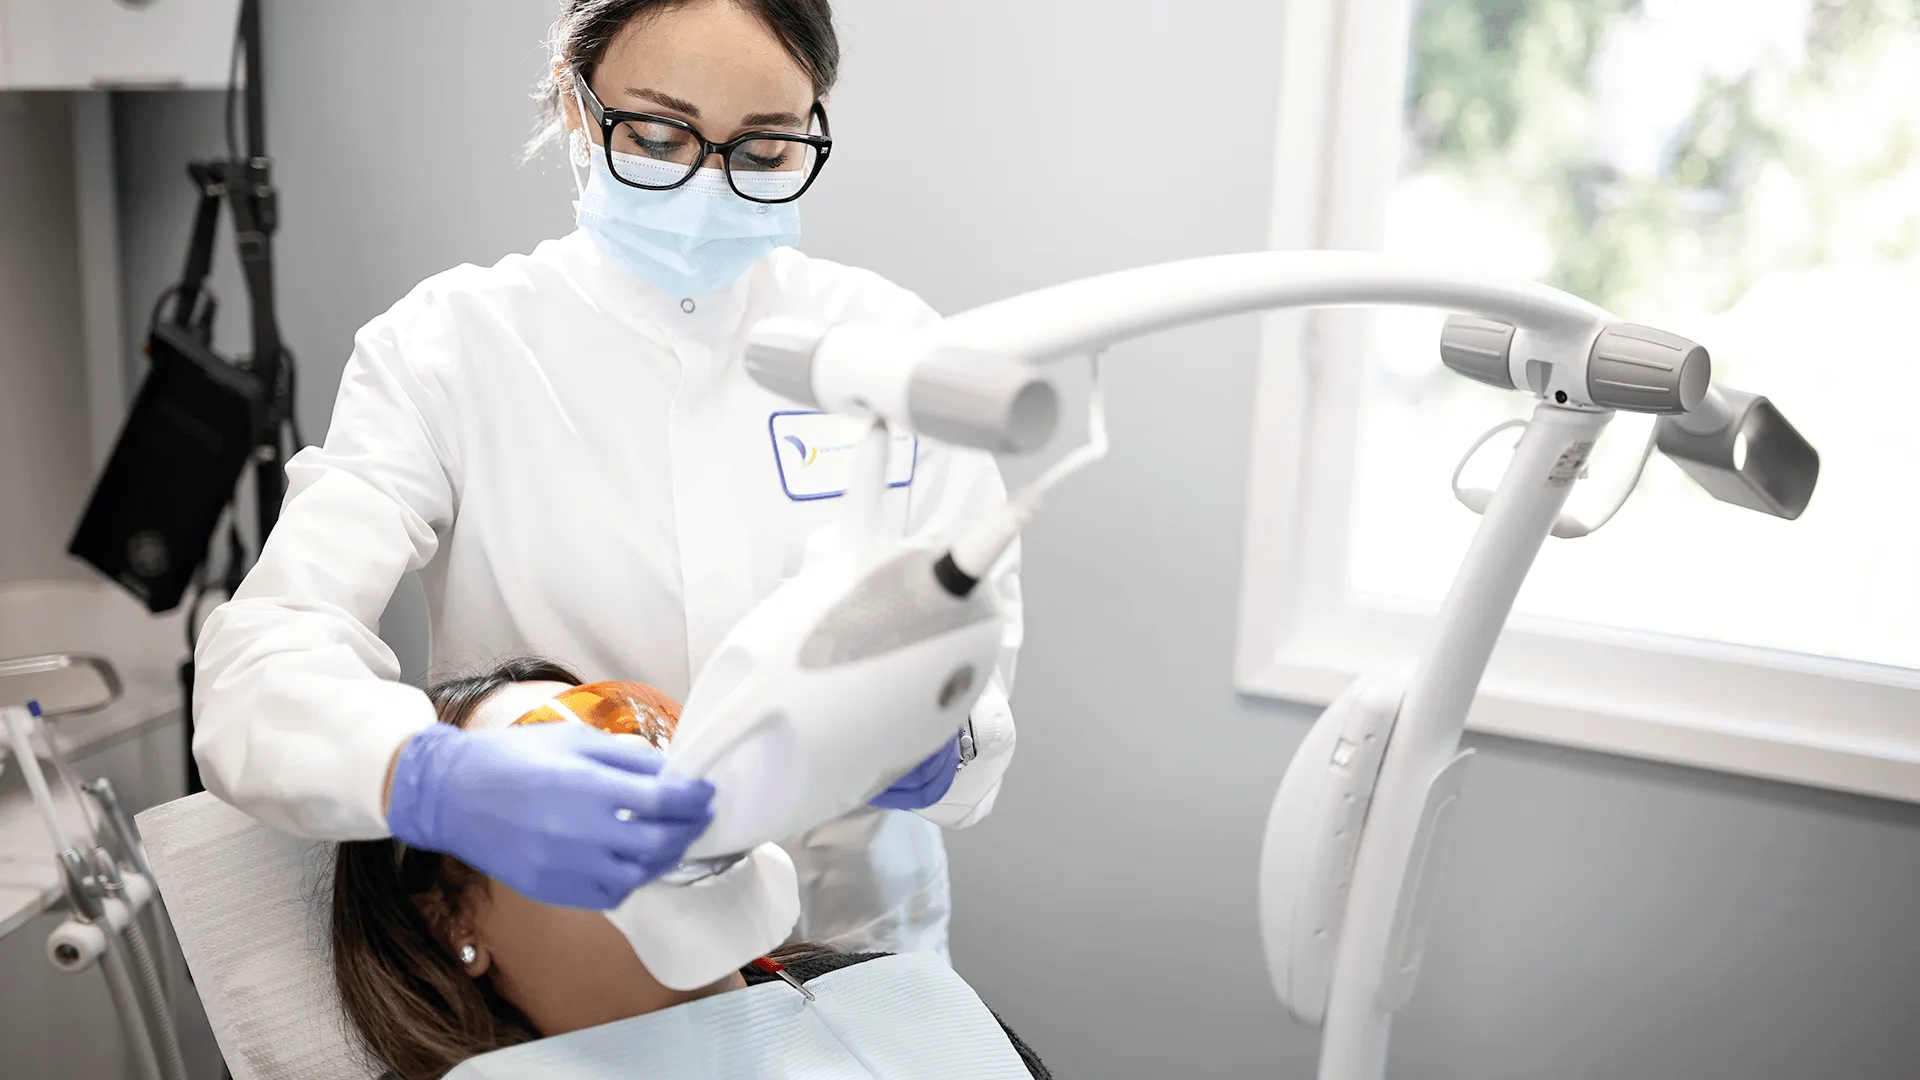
[937,250,1612,362]
[734,252,1813,1080]
[745,251,1620,458]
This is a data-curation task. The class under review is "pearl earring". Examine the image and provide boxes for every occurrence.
[569,129,592,168]
[459,944,477,965]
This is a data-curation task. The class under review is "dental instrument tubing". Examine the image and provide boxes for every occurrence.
[100,937,168,1080]
[938,251,1613,363]
[123,919,191,1080]
[1317,403,1613,1078]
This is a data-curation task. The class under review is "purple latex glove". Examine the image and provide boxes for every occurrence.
[869,736,963,811]
[387,722,715,909]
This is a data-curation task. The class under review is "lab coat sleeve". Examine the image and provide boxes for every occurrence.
[191,291,464,840]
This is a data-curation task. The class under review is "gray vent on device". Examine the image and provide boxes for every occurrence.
[1655,388,1819,520]
[1438,315,1518,390]
[1586,324,1710,414]
[800,547,999,669]
[907,355,1061,454]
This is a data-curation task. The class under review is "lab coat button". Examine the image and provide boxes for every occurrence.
[681,298,696,313]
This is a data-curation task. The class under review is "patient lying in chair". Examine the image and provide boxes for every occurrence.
[328,658,1049,1080]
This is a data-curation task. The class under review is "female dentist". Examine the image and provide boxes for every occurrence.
[192,0,1020,957]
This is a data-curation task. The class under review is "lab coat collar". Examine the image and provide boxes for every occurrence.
[555,229,757,350]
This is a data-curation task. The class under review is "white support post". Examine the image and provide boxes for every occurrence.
[1316,403,1613,1079]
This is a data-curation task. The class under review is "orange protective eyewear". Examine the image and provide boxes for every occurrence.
[511,681,682,747]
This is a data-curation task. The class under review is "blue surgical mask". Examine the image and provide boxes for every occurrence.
[576,146,802,297]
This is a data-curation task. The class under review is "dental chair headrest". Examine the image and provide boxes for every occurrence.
[138,790,803,1078]
[137,792,379,1080]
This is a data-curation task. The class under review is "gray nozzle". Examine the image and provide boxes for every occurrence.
[743,317,827,408]
[1588,324,1711,414]
[1439,314,1517,390]
[908,351,1060,454]
[1656,388,1819,520]
[746,318,1059,453]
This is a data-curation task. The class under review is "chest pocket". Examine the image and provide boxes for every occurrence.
[768,411,918,501]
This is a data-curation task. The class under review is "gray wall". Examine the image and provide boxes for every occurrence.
[0,93,92,584]
[104,2,1920,1079]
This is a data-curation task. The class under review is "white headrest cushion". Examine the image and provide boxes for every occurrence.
[138,790,803,1072]
[137,792,378,1080]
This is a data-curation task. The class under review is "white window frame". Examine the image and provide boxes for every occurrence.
[1234,0,1920,804]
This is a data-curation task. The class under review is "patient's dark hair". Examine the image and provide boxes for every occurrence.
[330,657,824,1080]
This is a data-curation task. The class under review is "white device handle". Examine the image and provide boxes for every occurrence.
[839,418,895,562]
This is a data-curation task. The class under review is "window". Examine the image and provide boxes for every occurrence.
[1237,0,1920,801]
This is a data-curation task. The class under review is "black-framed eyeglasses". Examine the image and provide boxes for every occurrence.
[574,71,832,205]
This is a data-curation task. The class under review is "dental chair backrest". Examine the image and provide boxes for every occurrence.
[136,792,380,1080]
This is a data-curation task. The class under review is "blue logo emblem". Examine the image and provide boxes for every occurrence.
[782,434,819,466]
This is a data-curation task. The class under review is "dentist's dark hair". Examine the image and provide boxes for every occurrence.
[528,0,841,158]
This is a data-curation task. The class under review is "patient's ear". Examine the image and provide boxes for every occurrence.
[412,879,492,977]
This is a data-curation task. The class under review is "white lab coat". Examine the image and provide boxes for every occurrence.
[192,230,1021,955]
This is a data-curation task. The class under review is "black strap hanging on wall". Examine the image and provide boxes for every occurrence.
[185,0,297,794]
[227,0,292,538]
